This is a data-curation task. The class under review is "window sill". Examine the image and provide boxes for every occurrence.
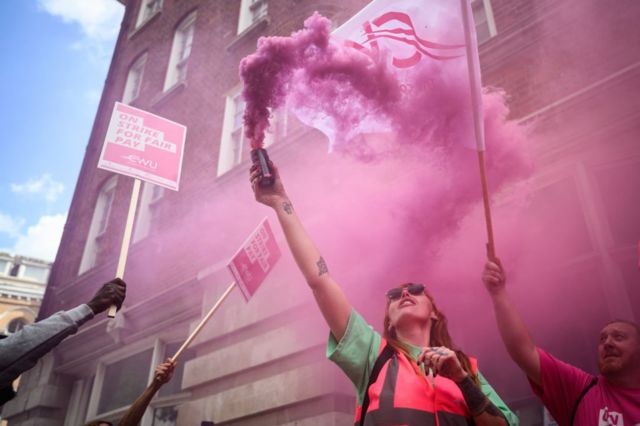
[227,16,269,51]
[129,10,162,40]
[152,81,187,109]
[152,391,192,407]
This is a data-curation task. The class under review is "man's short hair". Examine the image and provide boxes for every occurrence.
[605,319,640,338]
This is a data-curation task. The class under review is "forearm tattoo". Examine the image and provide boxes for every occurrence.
[317,256,328,276]
[457,376,504,419]
[282,200,293,215]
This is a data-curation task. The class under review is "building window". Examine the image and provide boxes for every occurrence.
[87,341,192,423]
[123,54,147,104]
[217,89,247,176]
[472,0,497,44]
[0,258,10,276]
[79,176,118,275]
[237,0,268,34]
[133,182,165,243]
[20,264,49,282]
[217,87,281,176]
[98,349,153,414]
[152,406,178,426]
[136,0,162,28]
[7,318,28,334]
[164,11,197,91]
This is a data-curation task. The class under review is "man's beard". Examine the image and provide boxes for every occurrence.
[599,357,622,375]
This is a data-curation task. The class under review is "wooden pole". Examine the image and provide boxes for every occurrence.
[108,178,142,318]
[477,151,496,260]
[171,281,237,362]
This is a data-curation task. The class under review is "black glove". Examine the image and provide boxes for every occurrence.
[87,278,126,314]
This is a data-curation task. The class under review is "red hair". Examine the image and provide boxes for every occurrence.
[383,283,479,385]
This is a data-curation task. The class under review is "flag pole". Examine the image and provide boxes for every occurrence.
[477,152,496,260]
[171,281,237,362]
[108,178,142,318]
[460,0,496,260]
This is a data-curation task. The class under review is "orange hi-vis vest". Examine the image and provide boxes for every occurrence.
[355,339,478,426]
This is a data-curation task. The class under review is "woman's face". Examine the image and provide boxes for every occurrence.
[386,286,437,332]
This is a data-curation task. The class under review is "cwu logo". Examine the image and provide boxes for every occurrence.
[121,154,158,170]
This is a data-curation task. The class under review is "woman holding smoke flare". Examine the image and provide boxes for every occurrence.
[250,161,518,426]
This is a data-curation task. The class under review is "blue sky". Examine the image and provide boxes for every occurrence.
[0,0,123,261]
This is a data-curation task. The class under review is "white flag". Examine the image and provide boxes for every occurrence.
[300,0,485,151]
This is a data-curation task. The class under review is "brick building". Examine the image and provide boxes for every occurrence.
[4,0,639,425]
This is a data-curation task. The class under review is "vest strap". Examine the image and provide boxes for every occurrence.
[359,343,394,426]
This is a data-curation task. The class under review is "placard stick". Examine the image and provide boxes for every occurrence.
[107,178,142,318]
[171,281,237,362]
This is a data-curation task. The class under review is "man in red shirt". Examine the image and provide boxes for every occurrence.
[482,260,640,426]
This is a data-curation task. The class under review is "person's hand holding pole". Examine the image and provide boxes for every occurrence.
[117,358,176,426]
[152,358,176,387]
[87,278,126,316]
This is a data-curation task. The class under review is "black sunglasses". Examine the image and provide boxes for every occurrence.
[386,283,425,301]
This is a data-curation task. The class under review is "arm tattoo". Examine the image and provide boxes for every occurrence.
[282,200,293,215]
[317,257,328,276]
[457,376,505,419]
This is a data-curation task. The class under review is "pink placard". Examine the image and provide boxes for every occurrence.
[98,102,187,190]
[228,219,281,302]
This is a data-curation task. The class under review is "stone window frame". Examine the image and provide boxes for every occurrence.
[84,339,192,425]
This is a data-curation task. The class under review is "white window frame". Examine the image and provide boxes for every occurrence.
[79,176,117,275]
[133,182,165,243]
[0,257,11,276]
[472,0,497,43]
[17,262,50,283]
[136,0,163,29]
[217,85,277,177]
[123,54,147,104]
[237,0,268,34]
[163,11,197,91]
[217,88,246,176]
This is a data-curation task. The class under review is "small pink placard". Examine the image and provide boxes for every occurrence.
[228,219,281,301]
[98,102,187,190]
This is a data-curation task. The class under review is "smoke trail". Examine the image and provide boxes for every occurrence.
[240,12,402,149]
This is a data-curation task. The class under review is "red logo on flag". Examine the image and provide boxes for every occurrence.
[347,11,465,68]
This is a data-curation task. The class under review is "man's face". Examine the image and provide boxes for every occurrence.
[597,322,640,376]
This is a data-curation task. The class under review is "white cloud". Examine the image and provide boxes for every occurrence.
[11,174,65,203]
[84,88,101,105]
[37,0,124,41]
[0,212,25,238]
[13,214,67,261]
[38,0,124,64]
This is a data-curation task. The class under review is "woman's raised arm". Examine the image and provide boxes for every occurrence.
[251,162,352,341]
